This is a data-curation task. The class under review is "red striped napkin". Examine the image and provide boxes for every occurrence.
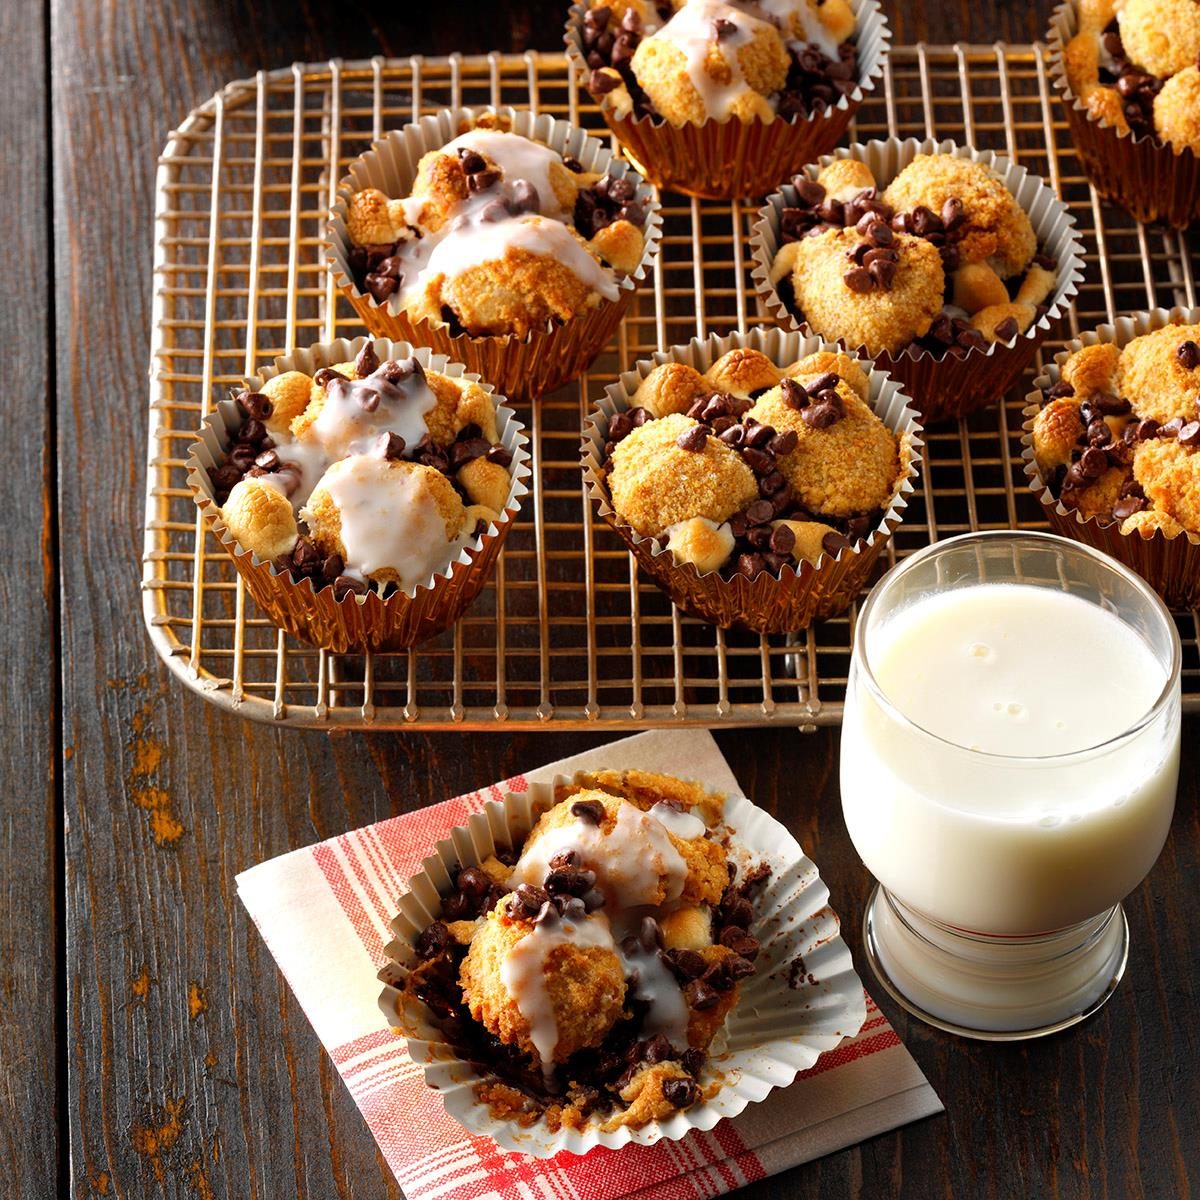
[237,730,942,1198]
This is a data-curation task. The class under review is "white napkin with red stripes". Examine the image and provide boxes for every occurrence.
[238,729,942,1198]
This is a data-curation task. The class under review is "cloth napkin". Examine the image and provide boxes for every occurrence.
[237,730,943,1198]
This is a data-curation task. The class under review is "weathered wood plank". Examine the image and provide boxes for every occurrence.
[53,2,1199,1199]
[1,1,58,1196]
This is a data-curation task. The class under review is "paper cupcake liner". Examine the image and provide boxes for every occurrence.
[377,773,867,1158]
[751,138,1087,425]
[564,0,891,200]
[186,336,532,653]
[581,327,923,632]
[325,107,663,401]
[1047,3,1200,230]
[1021,306,1200,609]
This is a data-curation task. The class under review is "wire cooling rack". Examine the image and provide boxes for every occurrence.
[142,46,1200,729]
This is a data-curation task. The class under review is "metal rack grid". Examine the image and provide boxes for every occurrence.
[142,46,1200,729]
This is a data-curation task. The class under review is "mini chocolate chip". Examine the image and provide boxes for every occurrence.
[868,257,897,290]
[485,444,513,468]
[780,378,808,410]
[514,883,549,915]
[801,402,840,429]
[843,266,874,293]
[415,921,451,960]
[718,424,745,448]
[509,178,539,215]
[686,980,721,1010]
[237,390,273,421]
[458,149,487,174]
[533,901,558,927]
[549,850,579,870]
[792,176,826,208]
[582,888,606,911]
[663,948,707,981]
[254,449,280,471]
[456,866,491,896]
[561,897,588,921]
[767,429,798,455]
[769,523,796,555]
[741,446,774,474]
[994,316,1019,343]
[571,798,606,824]
[1078,446,1108,479]
[640,916,663,951]
[1178,420,1200,447]
[759,470,788,497]
[719,927,760,960]
[1092,392,1131,416]
[1112,495,1147,520]
[713,16,737,38]
[354,341,380,377]
[1177,340,1200,370]
[314,367,348,387]
[745,499,775,526]
[468,168,501,192]
[676,424,709,452]
[822,530,851,556]
[866,220,893,247]
[703,960,736,992]
[321,554,345,583]
[377,432,406,460]
[736,552,765,579]
[941,196,965,231]
[1135,418,1160,441]
[662,1077,698,1108]
[681,1048,706,1077]
[589,67,620,94]
[1160,417,1186,438]
[333,575,368,599]
[562,155,583,173]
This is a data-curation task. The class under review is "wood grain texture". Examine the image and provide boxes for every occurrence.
[2,1,58,1197]
[49,1,1198,1198]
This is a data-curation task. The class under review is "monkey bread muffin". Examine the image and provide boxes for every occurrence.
[1049,0,1200,226]
[566,0,891,197]
[398,771,773,1133]
[188,337,529,652]
[754,139,1084,422]
[327,108,661,398]
[583,330,922,630]
[1024,308,1200,608]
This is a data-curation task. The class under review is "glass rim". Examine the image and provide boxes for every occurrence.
[852,530,1182,764]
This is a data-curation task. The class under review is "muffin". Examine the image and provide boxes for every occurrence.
[565,0,891,198]
[1049,0,1200,227]
[326,107,662,399]
[187,337,530,652]
[1023,307,1200,607]
[582,329,921,630]
[753,139,1085,423]
[398,771,770,1133]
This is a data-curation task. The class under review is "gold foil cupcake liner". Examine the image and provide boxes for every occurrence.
[1047,3,1200,230]
[564,0,892,200]
[186,336,532,653]
[377,773,866,1157]
[751,137,1087,425]
[581,327,923,632]
[1021,305,1200,610]
[325,107,663,401]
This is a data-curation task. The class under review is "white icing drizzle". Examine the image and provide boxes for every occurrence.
[653,0,767,119]
[303,363,435,461]
[499,909,617,1075]
[441,128,571,219]
[272,439,329,508]
[310,454,468,587]
[618,940,692,1050]
[757,0,842,60]
[511,800,688,908]
[649,801,708,841]
[399,213,619,311]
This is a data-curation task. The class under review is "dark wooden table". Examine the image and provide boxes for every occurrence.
[14,0,1196,1195]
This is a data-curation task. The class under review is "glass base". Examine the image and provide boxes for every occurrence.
[862,884,1129,1041]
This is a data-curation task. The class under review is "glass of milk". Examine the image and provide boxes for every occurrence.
[841,531,1181,1039]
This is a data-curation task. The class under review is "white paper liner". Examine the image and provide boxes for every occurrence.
[1046,2,1200,229]
[564,0,892,200]
[580,327,924,631]
[186,336,532,652]
[377,772,868,1158]
[750,138,1087,423]
[324,107,663,399]
[1021,306,1200,608]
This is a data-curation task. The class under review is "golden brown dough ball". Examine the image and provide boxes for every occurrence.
[408,150,472,232]
[882,155,1037,278]
[561,768,725,826]
[1031,397,1084,475]
[346,187,408,246]
[772,518,841,566]
[666,516,735,574]
[746,382,900,516]
[952,263,1009,313]
[422,373,500,447]
[789,228,945,355]
[1118,0,1200,79]
[458,457,512,513]
[1120,508,1188,538]
[631,362,711,418]
[260,371,317,433]
[220,478,298,561]
[303,457,467,587]
[459,902,626,1064]
[410,237,601,338]
[703,348,782,399]
[608,413,760,537]
[816,158,877,200]
[590,219,645,275]
[1133,439,1200,532]
[1154,67,1200,153]
[1116,324,1200,425]
[1062,342,1121,399]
